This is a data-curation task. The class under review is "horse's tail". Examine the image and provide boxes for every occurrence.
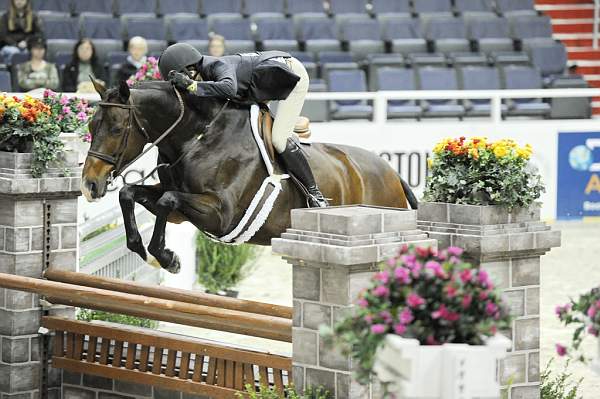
[400,176,418,210]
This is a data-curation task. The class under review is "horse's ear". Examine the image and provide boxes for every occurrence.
[118,80,130,103]
[90,75,106,100]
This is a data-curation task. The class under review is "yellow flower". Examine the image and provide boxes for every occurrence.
[493,145,508,158]
[468,148,480,160]
[433,138,452,154]
[427,158,433,168]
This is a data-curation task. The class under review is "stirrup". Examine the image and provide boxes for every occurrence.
[307,189,329,208]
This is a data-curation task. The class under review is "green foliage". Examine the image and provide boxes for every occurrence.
[81,222,118,242]
[236,384,331,399]
[196,232,257,293]
[77,309,158,329]
[541,359,583,399]
[424,137,544,209]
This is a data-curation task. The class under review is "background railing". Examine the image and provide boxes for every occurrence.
[595,0,599,49]
[10,88,600,124]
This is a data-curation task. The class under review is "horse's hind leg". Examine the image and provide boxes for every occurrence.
[119,184,165,260]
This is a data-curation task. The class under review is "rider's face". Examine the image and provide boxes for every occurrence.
[186,66,200,80]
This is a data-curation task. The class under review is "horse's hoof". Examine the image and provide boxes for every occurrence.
[163,250,181,274]
[146,255,161,269]
[127,237,147,261]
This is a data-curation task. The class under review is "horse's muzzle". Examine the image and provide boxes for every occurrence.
[81,177,107,202]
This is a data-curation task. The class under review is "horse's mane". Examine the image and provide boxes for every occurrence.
[131,80,173,90]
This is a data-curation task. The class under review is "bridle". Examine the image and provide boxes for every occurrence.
[87,86,186,184]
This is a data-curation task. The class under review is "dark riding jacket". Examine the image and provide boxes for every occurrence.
[188,51,300,104]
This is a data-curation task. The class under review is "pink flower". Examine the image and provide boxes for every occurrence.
[589,326,599,337]
[485,302,499,317]
[437,250,447,261]
[445,284,458,298]
[357,298,369,308]
[59,95,69,105]
[126,79,134,87]
[57,114,63,121]
[399,244,409,255]
[478,270,491,287]
[371,324,386,334]
[425,260,444,277]
[556,343,567,357]
[479,290,490,300]
[43,89,56,98]
[401,254,416,265]
[588,305,597,319]
[148,56,157,63]
[62,106,71,115]
[83,133,92,143]
[461,295,473,309]
[459,269,473,283]
[393,323,406,335]
[555,303,571,317]
[76,111,87,121]
[373,285,390,298]
[394,267,411,284]
[426,335,439,345]
[364,314,373,324]
[379,311,393,323]
[432,304,460,322]
[399,308,414,324]
[415,247,430,258]
[447,246,464,256]
[374,271,389,284]
[153,71,161,79]
[407,293,425,308]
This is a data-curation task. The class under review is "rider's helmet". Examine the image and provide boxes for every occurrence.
[158,43,203,80]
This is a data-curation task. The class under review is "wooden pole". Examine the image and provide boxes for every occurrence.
[44,269,292,319]
[0,273,291,342]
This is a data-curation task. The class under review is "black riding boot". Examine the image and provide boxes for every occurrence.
[279,138,329,208]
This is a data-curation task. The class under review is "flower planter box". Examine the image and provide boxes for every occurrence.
[374,334,512,399]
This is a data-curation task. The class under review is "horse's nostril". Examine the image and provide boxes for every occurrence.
[89,182,98,197]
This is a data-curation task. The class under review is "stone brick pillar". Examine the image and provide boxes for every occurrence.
[417,202,560,399]
[0,151,81,399]
[272,206,437,399]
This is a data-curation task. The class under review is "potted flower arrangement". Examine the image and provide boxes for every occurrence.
[126,56,162,87]
[420,136,545,230]
[555,287,600,373]
[329,245,512,398]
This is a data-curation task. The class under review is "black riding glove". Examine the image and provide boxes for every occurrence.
[168,71,197,93]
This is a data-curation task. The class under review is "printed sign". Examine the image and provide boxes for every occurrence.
[557,132,600,219]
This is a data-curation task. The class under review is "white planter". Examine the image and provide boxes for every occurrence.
[591,339,600,374]
[373,334,511,399]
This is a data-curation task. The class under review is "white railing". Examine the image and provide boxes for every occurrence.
[8,88,600,124]
[595,0,600,50]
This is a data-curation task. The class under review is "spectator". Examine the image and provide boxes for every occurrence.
[16,37,59,91]
[207,34,226,57]
[0,0,43,63]
[62,38,105,92]
[116,36,148,84]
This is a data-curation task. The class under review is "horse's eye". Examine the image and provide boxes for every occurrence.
[110,126,121,135]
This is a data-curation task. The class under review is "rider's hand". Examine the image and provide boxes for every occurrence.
[168,71,196,92]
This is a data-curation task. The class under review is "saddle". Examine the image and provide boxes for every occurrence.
[257,105,312,162]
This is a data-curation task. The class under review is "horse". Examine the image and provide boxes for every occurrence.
[82,79,417,273]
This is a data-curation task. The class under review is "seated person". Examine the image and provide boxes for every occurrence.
[0,0,43,63]
[16,37,59,91]
[116,36,147,84]
[63,38,105,92]
[207,34,226,57]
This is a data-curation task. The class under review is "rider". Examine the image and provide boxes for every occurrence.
[157,43,328,208]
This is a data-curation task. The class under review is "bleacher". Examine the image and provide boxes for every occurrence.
[0,0,589,119]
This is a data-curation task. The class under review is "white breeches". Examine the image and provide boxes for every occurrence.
[272,57,310,153]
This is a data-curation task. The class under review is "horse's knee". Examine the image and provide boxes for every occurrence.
[157,191,179,209]
[119,186,135,203]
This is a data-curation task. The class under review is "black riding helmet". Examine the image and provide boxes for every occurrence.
[158,43,203,80]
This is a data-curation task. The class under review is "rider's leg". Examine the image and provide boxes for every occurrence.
[272,57,328,207]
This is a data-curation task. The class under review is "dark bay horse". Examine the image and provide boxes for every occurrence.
[82,80,417,273]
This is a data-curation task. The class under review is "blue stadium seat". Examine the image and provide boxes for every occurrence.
[10,52,30,66]
[33,0,72,16]
[448,52,488,66]
[73,0,114,16]
[417,67,466,118]
[0,0,8,11]
[81,16,123,39]
[157,0,199,16]
[425,16,470,53]
[468,16,514,53]
[201,0,243,16]
[510,15,553,41]
[489,51,530,65]
[458,66,506,116]
[0,71,12,92]
[54,52,73,69]
[329,0,368,18]
[327,69,373,120]
[371,0,411,18]
[376,68,422,119]
[339,17,384,59]
[413,0,453,18]
[209,16,255,53]
[254,17,299,52]
[381,17,427,54]
[244,0,285,17]
[502,65,551,117]
[527,41,568,80]
[124,17,167,53]
[495,0,537,17]
[41,16,79,40]
[366,53,405,88]
[297,16,341,55]
[108,51,129,65]
[167,17,209,52]
[287,0,326,16]
[406,52,447,67]
[116,0,158,16]
[318,51,354,64]
[454,0,495,17]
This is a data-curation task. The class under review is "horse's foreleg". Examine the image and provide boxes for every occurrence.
[119,184,165,260]
[148,191,224,273]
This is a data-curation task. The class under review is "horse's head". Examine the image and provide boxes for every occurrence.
[81,78,148,202]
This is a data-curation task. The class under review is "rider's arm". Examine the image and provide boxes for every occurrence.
[188,60,237,99]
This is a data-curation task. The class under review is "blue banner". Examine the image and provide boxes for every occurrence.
[557,132,600,219]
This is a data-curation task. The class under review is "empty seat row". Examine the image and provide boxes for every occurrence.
[327,65,550,120]
[26,0,538,18]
